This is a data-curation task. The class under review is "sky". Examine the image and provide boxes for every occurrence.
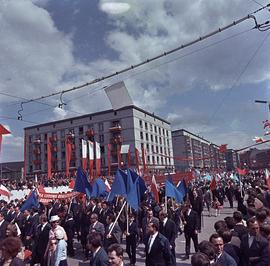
[0,0,270,162]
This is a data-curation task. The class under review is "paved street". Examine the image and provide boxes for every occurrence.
[67,201,235,266]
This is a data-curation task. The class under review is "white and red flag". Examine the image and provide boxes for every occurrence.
[265,169,270,190]
[104,178,111,192]
[253,136,264,143]
[151,175,159,203]
[0,184,10,198]
[0,124,11,154]
[95,142,101,177]
[81,139,87,171]
[88,141,94,177]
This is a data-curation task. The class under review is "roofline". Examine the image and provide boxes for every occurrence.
[24,105,170,130]
[172,128,211,143]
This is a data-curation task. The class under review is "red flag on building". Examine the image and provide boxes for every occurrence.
[95,142,101,177]
[65,136,72,177]
[135,148,140,171]
[88,141,94,178]
[265,169,270,190]
[0,124,11,154]
[151,175,159,203]
[107,144,111,177]
[142,147,147,172]
[81,139,87,171]
[47,137,52,179]
[219,144,227,153]
[210,175,217,191]
[263,120,270,129]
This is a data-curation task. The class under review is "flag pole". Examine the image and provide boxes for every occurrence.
[126,203,129,235]
[108,200,127,236]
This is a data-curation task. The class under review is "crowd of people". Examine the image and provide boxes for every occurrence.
[0,169,269,265]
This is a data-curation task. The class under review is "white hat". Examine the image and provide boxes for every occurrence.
[50,215,60,223]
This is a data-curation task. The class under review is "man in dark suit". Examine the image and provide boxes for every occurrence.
[240,217,269,266]
[89,213,105,237]
[209,233,237,266]
[233,211,248,239]
[64,213,75,257]
[141,209,159,245]
[0,211,9,242]
[191,190,203,232]
[159,210,177,260]
[21,209,33,250]
[89,232,109,266]
[30,214,51,266]
[6,205,16,223]
[145,219,173,266]
[104,214,122,251]
[126,213,139,266]
[182,202,199,260]
[13,206,24,229]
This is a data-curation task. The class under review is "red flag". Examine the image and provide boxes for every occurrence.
[151,175,159,203]
[107,144,111,177]
[253,136,264,143]
[142,147,147,172]
[95,142,101,177]
[263,120,270,129]
[65,136,72,177]
[0,124,11,154]
[210,175,216,191]
[88,141,94,178]
[135,148,140,171]
[265,169,270,190]
[69,179,75,189]
[236,167,247,176]
[219,144,227,153]
[38,184,46,193]
[81,139,87,171]
[47,137,52,179]
[0,184,11,198]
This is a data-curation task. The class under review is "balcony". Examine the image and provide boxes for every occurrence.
[109,124,122,132]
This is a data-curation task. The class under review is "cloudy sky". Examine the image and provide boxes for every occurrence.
[1,0,270,162]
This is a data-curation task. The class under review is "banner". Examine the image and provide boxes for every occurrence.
[88,141,94,177]
[95,142,101,177]
[81,139,87,171]
[38,191,80,205]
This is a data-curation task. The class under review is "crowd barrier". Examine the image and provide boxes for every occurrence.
[0,186,73,202]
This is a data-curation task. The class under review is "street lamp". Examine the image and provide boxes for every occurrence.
[255,100,270,113]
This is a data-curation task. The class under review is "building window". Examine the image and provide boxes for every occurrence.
[61,130,65,138]
[53,124,56,128]
[140,132,143,140]
[139,120,143,128]
[79,127,83,135]
[145,133,149,141]
[70,120,73,124]
[154,126,157,133]
[98,123,103,131]
[163,128,165,135]
[141,143,144,151]
[150,134,153,142]
[146,144,149,151]
[150,124,153,132]
[159,137,162,144]
[160,147,163,153]
[100,146,105,153]
[159,127,161,135]
[147,155,150,163]
[152,156,155,164]
[152,145,155,153]
[114,111,117,116]
[155,136,158,143]
[89,116,92,120]
[99,134,104,143]
[145,122,148,130]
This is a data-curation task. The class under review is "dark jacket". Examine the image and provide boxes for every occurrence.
[159,219,177,248]
[217,251,237,266]
[90,247,109,266]
[0,220,9,242]
[183,209,199,235]
[145,233,173,266]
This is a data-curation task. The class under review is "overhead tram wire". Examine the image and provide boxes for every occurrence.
[16,4,270,120]
[19,29,252,119]
[0,115,38,125]
[197,30,270,136]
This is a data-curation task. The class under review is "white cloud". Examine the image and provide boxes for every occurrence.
[1,135,24,162]
[99,2,131,15]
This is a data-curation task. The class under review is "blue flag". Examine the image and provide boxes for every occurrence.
[108,169,127,201]
[177,180,188,198]
[127,169,147,200]
[91,178,107,198]
[126,177,139,210]
[74,167,92,198]
[20,189,39,212]
[166,173,174,184]
[165,179,185,203]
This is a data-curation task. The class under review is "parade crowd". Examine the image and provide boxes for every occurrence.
[0,169,270,266]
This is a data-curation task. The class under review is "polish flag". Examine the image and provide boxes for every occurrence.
[104,178,111,192]
[81,139,87,171]
[265,169,270,190]
[263,120,270,129]
[0,184,11,198]
[253,136,264,143]
[95,142,101,177]
[151,175,159,203]
[88,141,94,178]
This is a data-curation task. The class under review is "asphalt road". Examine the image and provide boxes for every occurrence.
[68,201,236,266]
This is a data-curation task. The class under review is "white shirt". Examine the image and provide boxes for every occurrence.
[93,246,101,258]
[163,217,168,226]
[148,231,158,253]
[248,234,254,248]
[42,222,48,231]
[0,219,4,227]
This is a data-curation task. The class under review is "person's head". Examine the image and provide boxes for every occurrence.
[6,224,18,237]
[183,202,191,212]
[88,232,102,251]
[159,210,167,222]
[39,214,48,224]
[260,223,270,239]
[193,190,198,198]
[191,252,210,266]
[90,213,98,224]
[0,237,22,260]
[14,206,20,214]
[224,216,236,230]
[147,209,154,219]
[0,212,5,222]
[256,209,267,224]
[24,209,30,217]
[108,244,123,266]
[233,211,243,223]
[214,220,227,232]
[106,214,115,225]
[247,217,260,236]
[90,198,97,206]
[55,228,64,240]
[147,219,159,235]
[221,230,232,244]
[50,215,60,229]
[209,234,224,255]
[198,240,216,261]
[102,201,109,210]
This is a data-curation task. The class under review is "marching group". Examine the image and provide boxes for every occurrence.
[0,170,270,265]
